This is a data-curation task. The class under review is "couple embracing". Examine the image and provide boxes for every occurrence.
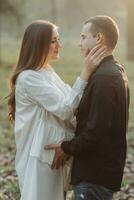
[8,15,129,200]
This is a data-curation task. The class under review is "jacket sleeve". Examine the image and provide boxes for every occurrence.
[22,71,87,121]
[61,75,116,156]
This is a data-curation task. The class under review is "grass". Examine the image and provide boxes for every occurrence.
[0,38,134,199]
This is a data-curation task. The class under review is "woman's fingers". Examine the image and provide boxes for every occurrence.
[89,46,107,59]
[89,44,102,55]
[87,47,107,67]
[92,49,106,61]
[92,46,107,58]
[92,50,107,65]
[85,46,107,65]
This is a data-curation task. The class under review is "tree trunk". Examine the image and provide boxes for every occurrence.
[0,17,2,65]
[127,0,134,60]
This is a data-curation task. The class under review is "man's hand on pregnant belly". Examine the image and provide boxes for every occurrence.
[44,143,70,169]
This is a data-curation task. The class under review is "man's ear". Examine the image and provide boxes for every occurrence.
[96,32,104,45]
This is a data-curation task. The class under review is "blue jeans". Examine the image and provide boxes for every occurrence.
[74,181,114,200]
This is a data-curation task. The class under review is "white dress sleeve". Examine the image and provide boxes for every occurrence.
[22,71,87,120]
[53,72,73,94]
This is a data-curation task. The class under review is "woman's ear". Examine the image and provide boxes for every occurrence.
[96,32,104,45]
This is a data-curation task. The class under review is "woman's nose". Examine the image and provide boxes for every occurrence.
[57,40,62,48]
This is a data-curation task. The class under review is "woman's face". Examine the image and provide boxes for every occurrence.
[47,28,61,61]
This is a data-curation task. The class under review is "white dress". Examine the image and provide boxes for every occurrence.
[14,68,87,200]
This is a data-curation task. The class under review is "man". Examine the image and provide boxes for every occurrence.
[45,16,130,200]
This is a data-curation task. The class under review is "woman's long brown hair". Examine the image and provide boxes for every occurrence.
[8,20,56,123]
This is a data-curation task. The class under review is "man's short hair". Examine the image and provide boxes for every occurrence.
[85,16,119,50]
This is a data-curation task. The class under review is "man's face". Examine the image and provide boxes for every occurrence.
[79,23,97,57]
